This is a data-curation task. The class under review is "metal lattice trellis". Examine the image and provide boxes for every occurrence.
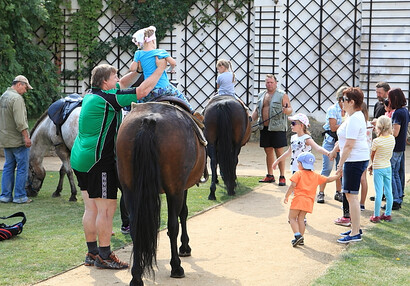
[178,2,255,111]
[282,0,362,115]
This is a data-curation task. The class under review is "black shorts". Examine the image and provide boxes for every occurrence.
[74,167,119,199]
[259,127,287,148]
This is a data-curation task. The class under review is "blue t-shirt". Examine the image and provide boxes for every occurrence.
[391,107,409,152]
[133,49,170,88]
[217,72,235,96]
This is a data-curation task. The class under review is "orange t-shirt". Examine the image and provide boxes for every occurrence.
[289,170,328,213]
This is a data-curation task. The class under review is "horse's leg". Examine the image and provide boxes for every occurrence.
[208,144,217,200]
[178,190,191,257]
[54,144,78,201]
[52,165,65,198]
[166,193,185,278]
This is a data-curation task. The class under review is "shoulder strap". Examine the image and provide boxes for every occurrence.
[0,212,26,225]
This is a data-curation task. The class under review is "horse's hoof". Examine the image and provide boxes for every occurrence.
[228,191,236,196]
[179,251,191,257]
[27,191,38,197]
[69,196,77,202]
[208,195,216,200]
[170,267,185,278]
[52,192,61,198]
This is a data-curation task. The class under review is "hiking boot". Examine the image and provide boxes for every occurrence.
[380,213,392,222]
[84,253,97,266]
[317,192,325,203]
[94,252,129,269]
[278,176,286,186]
[340,229,363,236]
[259,174,275,183]
[121,225,130,234]
[370,215,381,223]
[392,202,401,210]
[337,233,362,244]
[334,191,343,202]
[291,234,304,247]
[334,217,351,227]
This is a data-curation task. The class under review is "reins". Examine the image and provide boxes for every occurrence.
[251,108,284,128]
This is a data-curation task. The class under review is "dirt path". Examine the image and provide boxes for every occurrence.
[10,142,409,285]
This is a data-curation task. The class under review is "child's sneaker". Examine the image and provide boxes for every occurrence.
[121,225,130,234]
[360,204,365,211]
[380,213,392,222]
[334,191,343,202]
[317,192,325,203]
[337,233,362,243]
[370,215,381,223]
[340,229,363,236]
[334,217,351,227]
[291,234,304,247]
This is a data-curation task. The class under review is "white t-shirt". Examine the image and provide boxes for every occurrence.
[337,111,370,162]
[290,133,312,172]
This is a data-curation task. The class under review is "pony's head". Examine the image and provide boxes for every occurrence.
[25,164,45,197]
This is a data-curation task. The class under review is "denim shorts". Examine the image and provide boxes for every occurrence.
[342,160,369,194]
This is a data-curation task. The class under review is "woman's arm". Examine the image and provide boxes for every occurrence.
[336,138,355,175]
[392,123,401,137]
[328,117,339,132]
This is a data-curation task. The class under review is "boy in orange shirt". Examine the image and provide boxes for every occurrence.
[284,152,341,247]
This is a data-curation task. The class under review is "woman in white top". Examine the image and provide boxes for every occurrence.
[330,87,370,243]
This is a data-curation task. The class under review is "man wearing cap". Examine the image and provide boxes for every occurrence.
[0,75,33,204]
[251,74,293,186]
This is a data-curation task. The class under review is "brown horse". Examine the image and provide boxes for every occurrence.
[116,102,207,286]
[203,96,251,200]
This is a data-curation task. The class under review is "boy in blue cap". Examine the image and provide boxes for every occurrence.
[284,152,341,247]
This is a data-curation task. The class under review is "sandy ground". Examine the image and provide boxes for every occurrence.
[2,142,409,286]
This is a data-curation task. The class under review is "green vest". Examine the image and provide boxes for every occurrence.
[256,89,288,132]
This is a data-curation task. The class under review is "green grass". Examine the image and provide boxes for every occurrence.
[312,188,410,286]
[0,171,259,286]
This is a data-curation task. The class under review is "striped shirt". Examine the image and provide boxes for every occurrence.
[371,135,395,169]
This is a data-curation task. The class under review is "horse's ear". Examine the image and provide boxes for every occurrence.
[131,102,138,110]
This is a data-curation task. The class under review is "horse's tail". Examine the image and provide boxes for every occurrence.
[129,117,161,278]
[216,103,236,192]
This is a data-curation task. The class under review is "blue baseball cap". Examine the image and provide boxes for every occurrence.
[297,152,315,170]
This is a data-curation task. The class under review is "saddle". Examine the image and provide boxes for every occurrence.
[131,99,207,146]
[48,93,83,135]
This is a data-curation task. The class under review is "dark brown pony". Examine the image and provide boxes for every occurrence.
[203,96,251,200]
[116,102,207,286]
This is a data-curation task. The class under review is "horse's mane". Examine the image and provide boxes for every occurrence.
[30,109,49,136]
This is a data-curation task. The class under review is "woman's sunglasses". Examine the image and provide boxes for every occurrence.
[291,121,300,126]
[342,96,350,102]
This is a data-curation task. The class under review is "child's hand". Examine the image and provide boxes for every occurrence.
[272,161,278,170]
[284,197,288,204]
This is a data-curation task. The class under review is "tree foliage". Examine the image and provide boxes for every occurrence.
[0,0,62,117]
[0,0,251,117]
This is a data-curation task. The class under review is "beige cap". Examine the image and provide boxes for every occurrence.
[13,75,33,90]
